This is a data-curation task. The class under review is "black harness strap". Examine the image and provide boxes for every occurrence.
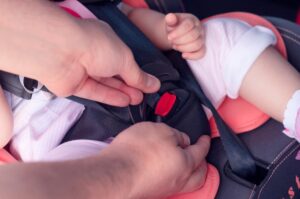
[0,72,33,99]
[166,51,257,181]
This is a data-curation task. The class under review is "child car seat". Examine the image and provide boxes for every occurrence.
[131,1,300,199]
[1,0,300,199]
[75,1,300,198]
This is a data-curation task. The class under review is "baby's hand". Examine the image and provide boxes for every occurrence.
[165,13,205,60]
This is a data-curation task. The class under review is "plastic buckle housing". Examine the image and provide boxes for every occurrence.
[155,92,177,117]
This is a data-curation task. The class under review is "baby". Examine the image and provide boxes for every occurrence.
[1,0,300,161]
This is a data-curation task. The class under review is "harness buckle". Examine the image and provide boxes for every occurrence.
[155,92,177,117]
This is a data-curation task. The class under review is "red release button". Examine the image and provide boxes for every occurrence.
[155,92,177,117]
[61,6,81,18]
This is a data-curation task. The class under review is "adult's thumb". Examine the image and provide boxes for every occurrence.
[121,58,161,93]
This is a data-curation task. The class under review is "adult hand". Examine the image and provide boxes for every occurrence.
[0,0,160,107]
[43,19,161,106]
[109,122,211,198]
[0,122,210,199]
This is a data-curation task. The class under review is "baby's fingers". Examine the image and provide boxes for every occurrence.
[182,48,206,60]
[174,37,204,54]
[171,28,203,46]
[168,18,198,40]
[165,13,179,31]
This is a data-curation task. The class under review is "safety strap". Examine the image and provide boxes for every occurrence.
[166,51,258,181]
[0,72,33,99]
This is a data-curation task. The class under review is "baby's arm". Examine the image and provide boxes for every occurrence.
[121,4,205,59]
[0,86,13,147]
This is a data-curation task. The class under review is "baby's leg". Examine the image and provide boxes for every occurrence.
[189,18,300,141]
[0,86,13,147]
[239,46,300,140]
[239,46,300,122]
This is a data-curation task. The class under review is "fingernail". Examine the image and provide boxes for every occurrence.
[182,54,188,59]
[184,135,191,146]
[129,90,144,105]
[199,135,211,143]
[146,74,160,89]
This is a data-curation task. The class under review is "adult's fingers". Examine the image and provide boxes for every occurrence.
[120,55,161,94]
[97,77,144,105]
[74,77,131,107]
[179,161,208,194]
[184,135,210,170]
[171,129,191,148]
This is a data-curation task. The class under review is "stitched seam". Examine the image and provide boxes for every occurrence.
[281,34,300,46]
[277,26,300,39]
[248,186,256,199]
[282,31,300,43]
[278,29,300,44]
[270,141,296,166]
[257,145,299,199]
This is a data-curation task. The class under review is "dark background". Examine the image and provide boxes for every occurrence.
[183,0,299,21]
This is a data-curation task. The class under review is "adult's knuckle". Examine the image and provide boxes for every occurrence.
[97,20,112,30]
[123,49,135,68]
[121,49,136,74]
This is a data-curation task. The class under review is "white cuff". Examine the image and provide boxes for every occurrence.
[283,90,300,137]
